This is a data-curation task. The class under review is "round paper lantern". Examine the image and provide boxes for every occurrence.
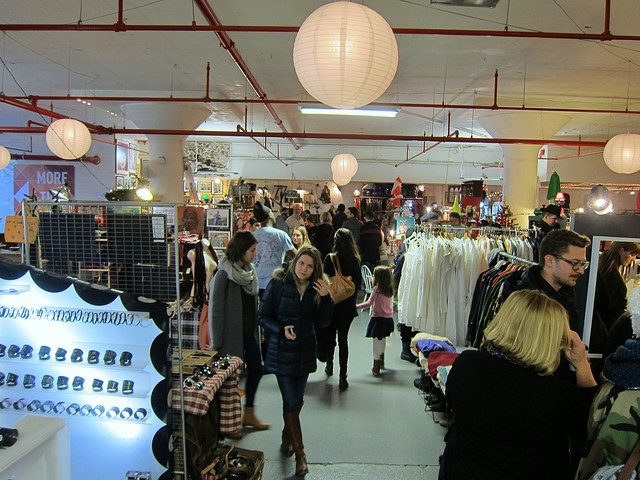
[0,146,11,170]
[293,1,398,109]
[331,153,358,178]
[46,119,92,159]
[603,133,640,174]
[333,174,351,186]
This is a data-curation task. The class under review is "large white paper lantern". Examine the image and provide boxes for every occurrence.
[331,153,358,178]
[333,174,351,186]
[293,1,398,109]
[0,146,10,170]
[46,119,92,159]
[603,133,640,174]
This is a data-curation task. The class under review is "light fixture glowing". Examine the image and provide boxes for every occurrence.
[586,184,613,215]
[135,178,154,201]
[299,105,399,118]
[0,146,11,170]
[603,133,640,174]
[418,185,425,192]
[353,189,361,197]
[331,154,358,179]
[293,1,398,109]
[46,118,92,159]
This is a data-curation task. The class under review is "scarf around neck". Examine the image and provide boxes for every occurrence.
[218,256,258,296]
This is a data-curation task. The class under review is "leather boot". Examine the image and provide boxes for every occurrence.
[372,359,382,377]
[380,352,385,370]
[284,411,308,476]
[325,346,334,376]
[243,406,270,430]
[280,428,293,456]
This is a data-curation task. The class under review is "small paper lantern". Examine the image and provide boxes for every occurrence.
[0,146,11,170]
[332,174,351,186]
[603,133,640,174]
[293,1,398,109]
[331,154,358,178]
[46,119,92,159]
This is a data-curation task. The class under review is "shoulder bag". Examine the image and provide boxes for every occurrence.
[589,438,640,480]
[328,254,356,304]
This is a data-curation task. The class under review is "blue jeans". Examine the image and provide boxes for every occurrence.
[276,374,308,413]
[243,336,263,407]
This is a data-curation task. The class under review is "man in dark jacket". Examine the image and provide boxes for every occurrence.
[501,229,590,331]
[358,211,383,271]
[341,207,362,243]
[332,203,347,230]
[535,204,562,241]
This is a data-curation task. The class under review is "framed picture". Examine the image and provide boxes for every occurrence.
[116,143,128,174]
[130,176,138,189]
[127,146,139,175]
[115,175,125,189]
[447,185,461,205]
[122,176,131,189]
[208,231,230,249]
[177,205,205,237]
[198,181,212,193]
[206,207,230,228]
[212,181,224,195]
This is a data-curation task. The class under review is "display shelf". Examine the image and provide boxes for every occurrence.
[0,263,170,480]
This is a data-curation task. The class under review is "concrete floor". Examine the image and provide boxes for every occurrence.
[230,308,447,479]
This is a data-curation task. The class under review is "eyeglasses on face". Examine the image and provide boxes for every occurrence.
[553,255,589,271]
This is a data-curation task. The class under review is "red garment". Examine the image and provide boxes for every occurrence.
[427,351,459,378]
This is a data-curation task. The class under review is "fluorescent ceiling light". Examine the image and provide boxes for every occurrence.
[430,0,499,7]
[299,105,399,118]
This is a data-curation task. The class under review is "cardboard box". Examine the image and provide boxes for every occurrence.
[171,348,217,375]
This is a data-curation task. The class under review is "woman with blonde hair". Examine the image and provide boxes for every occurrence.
[440,290,598,480]
[291,226,312,250]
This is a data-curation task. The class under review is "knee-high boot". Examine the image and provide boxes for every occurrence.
[284,411,308,477]
[325,346,335,376]
[280,401,304,457]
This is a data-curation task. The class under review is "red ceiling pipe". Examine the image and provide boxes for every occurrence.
[0,95,111,134]
[0,0,627,41]
[0,125,607,148]
[193,0,299,150]
[22,93,640,118]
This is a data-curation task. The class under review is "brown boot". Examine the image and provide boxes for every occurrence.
[243,406,270,430]
[284,411,308,477]
[380,352,385,370]
[372,359,382,377]
[280,428,294,456]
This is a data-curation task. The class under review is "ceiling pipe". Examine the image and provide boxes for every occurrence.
[0,94,110,134]
[192,0,299,150]
[0,125,606,148]
[0,0,629,41]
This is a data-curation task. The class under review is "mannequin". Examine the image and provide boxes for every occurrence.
[187,238,219,308]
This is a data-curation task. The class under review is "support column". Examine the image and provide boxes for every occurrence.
[478,112,570,228]
[124,103,210,202]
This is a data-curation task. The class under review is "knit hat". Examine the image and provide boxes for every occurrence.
[603,339,640,389]
[253,201,271,223]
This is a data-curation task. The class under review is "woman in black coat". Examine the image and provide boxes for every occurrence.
[319,228,362,391]
[258,246,332,477]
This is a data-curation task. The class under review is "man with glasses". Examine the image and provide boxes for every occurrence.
[501,229,591,331]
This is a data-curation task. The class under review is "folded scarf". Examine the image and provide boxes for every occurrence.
[217,256,258,296]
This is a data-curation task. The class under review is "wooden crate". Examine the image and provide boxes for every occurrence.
[171,348,217,375]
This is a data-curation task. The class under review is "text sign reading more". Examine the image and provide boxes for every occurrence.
[13,165,75,210]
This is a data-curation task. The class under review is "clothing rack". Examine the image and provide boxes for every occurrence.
[498,251,537,266]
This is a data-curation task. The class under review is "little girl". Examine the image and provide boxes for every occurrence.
[356,265,394,377]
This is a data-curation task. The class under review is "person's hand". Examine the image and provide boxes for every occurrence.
[313,278,329,297]
[284,325,296,341]
[563,330,589,368]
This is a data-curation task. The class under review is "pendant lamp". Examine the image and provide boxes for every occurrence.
[46,119,92,160]
[293,1,398,109]
[603,133,640,174]
[331,154,358,179]
[0,146,10,170]
[333,174,351,186]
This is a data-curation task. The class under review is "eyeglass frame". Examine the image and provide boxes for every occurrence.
[553,254,590,271]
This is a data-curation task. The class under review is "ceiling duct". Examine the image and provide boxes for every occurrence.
[430,0,499,7]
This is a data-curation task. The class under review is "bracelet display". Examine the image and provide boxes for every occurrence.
[106,406,120,419]
[23,374,36,389]
[6,373,18,387]
[79,404,92,416]
[41,375,54,389]
[91,405,105,417]
[20,344,33,359]
[119,351,133,367]
[107,380,118,393]
[0,398,11,409]
[27,399,41,412]
[120,407,133,419]
[87,350,100,364]
[12,398,26,410]
[103,350,116,366]
[39,400,54,413]
[53,402,66,414]
[38,345,51,360]
[133,408,148,421]
[66,403,80,415]
[122,380,134,395]
[71,348,83,363]
[0,372,4,386]
[0,344,5,357]
[7,344,20,358]
[57,376,69,390]
[55,348,67,362]
[72,376,85,391]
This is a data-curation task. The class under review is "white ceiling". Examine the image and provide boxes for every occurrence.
[2,0,640,184]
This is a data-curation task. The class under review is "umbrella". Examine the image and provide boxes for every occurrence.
[547,171,561,202]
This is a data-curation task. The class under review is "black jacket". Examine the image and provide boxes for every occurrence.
[332,211,347,230]
[323,253,362,319]
[358,221,383,264]
[501,265,580,331]
[258,269,333,376]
